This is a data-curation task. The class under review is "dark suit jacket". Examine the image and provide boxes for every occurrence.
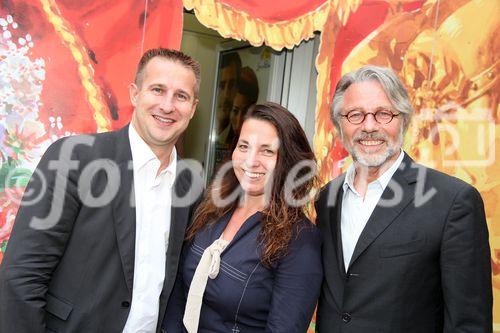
[315,153,492,333]
[0,126,203,333]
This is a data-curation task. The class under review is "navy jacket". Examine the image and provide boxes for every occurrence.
[164,211,322,332]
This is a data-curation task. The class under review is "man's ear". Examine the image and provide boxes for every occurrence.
[129,83,139,107]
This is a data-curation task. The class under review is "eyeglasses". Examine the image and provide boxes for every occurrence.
[340,109,401,125]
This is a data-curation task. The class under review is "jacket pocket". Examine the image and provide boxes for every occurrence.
[46,293,73,321]
[379,237,425,258]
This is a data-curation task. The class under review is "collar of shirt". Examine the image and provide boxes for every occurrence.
[128,124,177,188]
[342,149,405,196]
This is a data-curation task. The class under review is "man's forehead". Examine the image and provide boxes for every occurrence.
[143,56,172,70]
[343,82,391,104]
[345,80,384,93]
[142,58,195,86]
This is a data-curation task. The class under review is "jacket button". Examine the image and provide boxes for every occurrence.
[342,312,351,323]
[121,301,131,308]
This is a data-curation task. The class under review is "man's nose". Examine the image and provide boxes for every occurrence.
[219,82,229,98]
[234,112,242,125]
[361,113,379,132]
[159,93,175,113]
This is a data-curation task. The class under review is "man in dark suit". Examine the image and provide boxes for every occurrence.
[315,65,492,332]
[0,48,203,332]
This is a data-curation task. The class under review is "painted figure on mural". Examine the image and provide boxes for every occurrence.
[315,65,492,332]
[0,48,203,333]
[164,102,322,333]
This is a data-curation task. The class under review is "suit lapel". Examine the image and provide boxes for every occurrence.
[111,126,136,292]
[321,175,346,309]
[327,177,347,279]
[157,166,194,328]
[348,154,418,269]
[166,171,190,277]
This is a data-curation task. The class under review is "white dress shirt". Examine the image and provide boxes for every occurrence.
[341,150,404,271]
[122,125,177,333]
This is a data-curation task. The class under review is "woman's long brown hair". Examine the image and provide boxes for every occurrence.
[186,102,318,266]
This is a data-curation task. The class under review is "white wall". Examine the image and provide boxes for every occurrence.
[279,36,319,146]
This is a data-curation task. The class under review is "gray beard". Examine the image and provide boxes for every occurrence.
[341,127,404,168]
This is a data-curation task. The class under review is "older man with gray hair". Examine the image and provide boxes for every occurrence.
[315,65,492,332]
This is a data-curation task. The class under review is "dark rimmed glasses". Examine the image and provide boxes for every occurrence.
[340,108,401,125]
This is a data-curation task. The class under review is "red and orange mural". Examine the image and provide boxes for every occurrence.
[0,0,183,261]
[0,0,498,329]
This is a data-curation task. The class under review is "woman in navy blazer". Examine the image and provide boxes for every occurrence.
[164,103,322,332]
